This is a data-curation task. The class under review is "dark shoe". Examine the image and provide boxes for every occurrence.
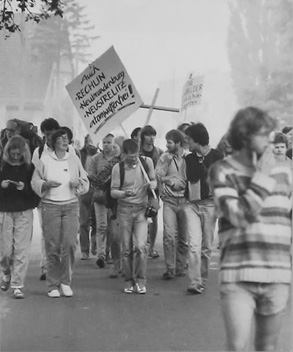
[39,272,46,281]
[175,271,186,277]
[81,252,89,260]
[91,247,97,256]
[1,275,11,291]
[96,256,105,268]
[109,267,119,279]
[162,271,174,280]
[187,284,205,295]
[148,249,159,259]
[13,288,24,299]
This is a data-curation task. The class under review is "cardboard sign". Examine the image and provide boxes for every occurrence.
[66,46,143,143]
[181,74,204,112]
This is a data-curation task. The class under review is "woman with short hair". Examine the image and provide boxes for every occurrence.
[31,129,89,298]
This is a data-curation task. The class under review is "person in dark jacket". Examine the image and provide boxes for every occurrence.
[184,123,224,294]
[0,135,39,299]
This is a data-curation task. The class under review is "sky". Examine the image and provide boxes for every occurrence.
[77,0,235,147]
[82,0,230,94]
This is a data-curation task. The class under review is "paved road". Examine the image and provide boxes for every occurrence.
[0,211,292,352]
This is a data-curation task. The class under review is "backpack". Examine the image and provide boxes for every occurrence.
[103,156,150,218]
[14,119,44,156]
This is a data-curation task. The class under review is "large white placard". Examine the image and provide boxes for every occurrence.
[66,46,143,143]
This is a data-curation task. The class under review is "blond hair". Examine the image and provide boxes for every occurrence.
[2,135,31,166]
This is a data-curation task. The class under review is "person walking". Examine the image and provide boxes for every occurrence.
[140,125,163,259]
[184,123,224,294]
[209,107,292,351]
[155,129,188,280]
[111,139,156,294]
[0,135,39,298]
[78,134,98,260]
[32,117,60,281]
[31,129,89,298]
[88,133,115,268]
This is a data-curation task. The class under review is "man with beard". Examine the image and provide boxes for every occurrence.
[155,129,188,280]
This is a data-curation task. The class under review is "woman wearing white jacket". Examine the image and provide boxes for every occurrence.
[31,129,89,298]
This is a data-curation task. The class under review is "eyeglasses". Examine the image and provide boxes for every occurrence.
[56,135,69,142]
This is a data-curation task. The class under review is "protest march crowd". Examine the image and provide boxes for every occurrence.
[0,107,292,351]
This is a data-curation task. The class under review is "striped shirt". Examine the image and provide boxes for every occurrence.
[209,156,292,284]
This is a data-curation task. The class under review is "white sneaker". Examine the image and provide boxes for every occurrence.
[48,289,60,298]
[60,284,73,297]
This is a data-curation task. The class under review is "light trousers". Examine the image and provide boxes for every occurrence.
[42,201,79,291]
[0,210,33,288]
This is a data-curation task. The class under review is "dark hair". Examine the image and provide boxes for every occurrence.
[40,118,59,133]
[227,107,277,151]
[282,126,292,134]
[60,126,73,144]
[177,122,191,133]
[122,139,139,154]
[131,127,141,139]
[185,123,209,146]
[274,132,288,148]
[140,125,157,143]
[50,129,68,149]
[165,129,185,146]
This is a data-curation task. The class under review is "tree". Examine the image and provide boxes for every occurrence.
[227,0,293,126]
[0,0,63,37]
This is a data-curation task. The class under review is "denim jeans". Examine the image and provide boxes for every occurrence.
[0,210,33,288]
[184,200,216,287]
[79,188,95,255]
[37,206,46,272]
[109,216,121,270]
[94,202,108,258]
[42,201,79,291]
[220,282,290,351]
[118,204,148,286]
[163,197,188,273]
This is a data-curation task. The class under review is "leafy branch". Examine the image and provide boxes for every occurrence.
[0,0,63,37]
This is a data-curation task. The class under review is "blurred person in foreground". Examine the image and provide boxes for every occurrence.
[209,107,292,351]
[0,136,39,298]
[31,129,89,298]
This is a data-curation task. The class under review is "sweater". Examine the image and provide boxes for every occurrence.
[31,150,89,203]
[209,156,292,284]
[0,162,39,212]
